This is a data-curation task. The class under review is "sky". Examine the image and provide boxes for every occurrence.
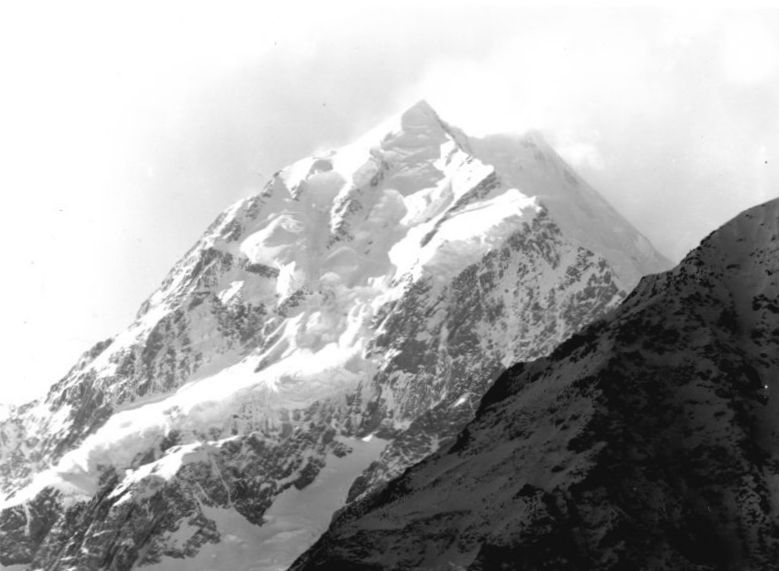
[0,1,777,404]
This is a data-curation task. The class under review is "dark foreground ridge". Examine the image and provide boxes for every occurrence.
[292,197,779,570]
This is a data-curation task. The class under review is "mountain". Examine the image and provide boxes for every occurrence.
[292,197,779,570]
[0,101,668,570]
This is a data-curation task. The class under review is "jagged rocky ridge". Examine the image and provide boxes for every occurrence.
[0,101,668,570]
[293,197,779,571]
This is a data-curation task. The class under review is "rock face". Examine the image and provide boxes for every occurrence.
[0,101,668,570]
[292,198,779,571]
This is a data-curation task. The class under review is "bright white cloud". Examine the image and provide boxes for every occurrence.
[553,129,606,171]
[409,14,656,136]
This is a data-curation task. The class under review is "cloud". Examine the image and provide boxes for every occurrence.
[553,130,606,171]
[720,14,779,85]
[402,10,656,131]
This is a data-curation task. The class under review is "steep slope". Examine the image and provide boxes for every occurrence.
[293,197,779,570]
[0,101,668,570]
[469,132,670,286]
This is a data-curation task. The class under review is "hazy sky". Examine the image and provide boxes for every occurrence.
[1,1,777,404]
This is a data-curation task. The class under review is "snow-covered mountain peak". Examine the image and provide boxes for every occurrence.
[0,103,672,571]
[277,99,453,191]
[223,105,525,301]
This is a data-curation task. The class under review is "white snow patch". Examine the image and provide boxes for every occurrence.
[240,215,305,268]
[391,188,540,282]
[108,443,206,504]
[278,156,314,190]
[452,394,469,408]
[217,280,243,304]
[1,320,376,510]
[275,262,303,299]
[143,437,387,571]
